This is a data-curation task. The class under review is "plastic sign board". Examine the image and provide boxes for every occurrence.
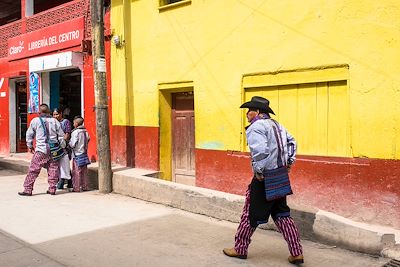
[8,17,84,61]
[28,72,40,114]
[96,58,106,73]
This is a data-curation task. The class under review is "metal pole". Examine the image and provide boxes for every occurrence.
[91,0,112,193]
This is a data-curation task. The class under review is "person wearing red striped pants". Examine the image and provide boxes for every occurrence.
[223,97,304,265]
[18,104,65,196]
[69,116,90,192]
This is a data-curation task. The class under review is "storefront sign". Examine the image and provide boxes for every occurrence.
[28,72,40,113]
[8,17,84,61]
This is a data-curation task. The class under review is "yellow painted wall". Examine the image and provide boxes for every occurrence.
[111,0,400,159]
[110,0,134,126]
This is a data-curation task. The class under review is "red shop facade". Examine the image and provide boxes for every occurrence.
[0,0,111,161]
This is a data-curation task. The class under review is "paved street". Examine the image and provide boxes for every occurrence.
[0,168,389,267]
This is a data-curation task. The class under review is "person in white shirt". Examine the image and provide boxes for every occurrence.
[53,108,73,190]
[18,104,65,196]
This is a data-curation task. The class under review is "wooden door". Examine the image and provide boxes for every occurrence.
[172,92,195,185]
[16,81,27,152]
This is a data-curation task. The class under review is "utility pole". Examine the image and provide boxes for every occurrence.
[91,0,112,193]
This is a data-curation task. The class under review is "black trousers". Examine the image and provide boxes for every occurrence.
[249,178,291,227]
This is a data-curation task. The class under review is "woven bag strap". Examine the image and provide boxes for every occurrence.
[268,119,286,167]
[38,117,49,143]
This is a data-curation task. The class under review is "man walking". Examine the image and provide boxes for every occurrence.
[223,96,304,265]
[18,104,65,196]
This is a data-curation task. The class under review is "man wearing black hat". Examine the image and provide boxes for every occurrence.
[223,96,304,265]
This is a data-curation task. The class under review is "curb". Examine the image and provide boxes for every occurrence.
[313,210,396,255]
[1,157,398,259]
[112,169,397,257]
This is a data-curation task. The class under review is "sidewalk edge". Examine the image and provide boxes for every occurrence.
[1,157,398,258]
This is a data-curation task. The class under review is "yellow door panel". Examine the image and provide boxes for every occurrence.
[244,88,259,102]
[315,82,328,155]
[278,84,298,138]
[244,79,349,157]
[297,83,317,155]
[327,81,350,156]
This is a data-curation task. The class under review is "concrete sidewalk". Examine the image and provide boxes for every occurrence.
[0,168,390,267]
[1,154,399,260]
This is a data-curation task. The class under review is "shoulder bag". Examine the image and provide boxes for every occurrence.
[263,119,293,201]
[39,117,65,161]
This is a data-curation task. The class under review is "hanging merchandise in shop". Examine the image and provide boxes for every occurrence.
[8,17,84,61]
[28,72,40,114]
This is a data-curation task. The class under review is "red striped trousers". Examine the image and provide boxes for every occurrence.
[71,160,88,192]
[23,151,59,194]
[234,188,303,257]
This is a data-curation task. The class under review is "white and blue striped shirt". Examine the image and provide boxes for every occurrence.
[246,118,296,174]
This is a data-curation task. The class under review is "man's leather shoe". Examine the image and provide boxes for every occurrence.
[18,192,32,196]
[288,255,304,265]
[46,190,56,195]
[222,248,247,259]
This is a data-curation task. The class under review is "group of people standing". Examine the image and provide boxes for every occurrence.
[18,103,90,196]
[17,97,304,265]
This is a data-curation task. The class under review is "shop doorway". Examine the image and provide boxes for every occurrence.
[172,92,195,186]
[15,80,27,152]
[50,68,82,121]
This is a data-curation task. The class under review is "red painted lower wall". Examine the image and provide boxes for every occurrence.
[111,125,135,167]
[293,156,400,229]
[196,149,400,229]
[110,125,159,170]
[134,126,159,170]
[196,149,252,195]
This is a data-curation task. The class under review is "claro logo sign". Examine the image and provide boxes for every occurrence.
[9,41,25,55]
[7,17,84,61]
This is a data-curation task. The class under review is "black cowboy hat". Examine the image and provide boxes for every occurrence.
[240,96,275,115]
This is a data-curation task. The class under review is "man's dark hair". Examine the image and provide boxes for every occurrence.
[53,107,63,114]
[73,116,84,126]
[39,104,50,114]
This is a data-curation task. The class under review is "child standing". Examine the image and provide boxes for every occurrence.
[69,116,90,192]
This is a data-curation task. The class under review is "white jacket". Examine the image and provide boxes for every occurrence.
[69,127,90,157]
